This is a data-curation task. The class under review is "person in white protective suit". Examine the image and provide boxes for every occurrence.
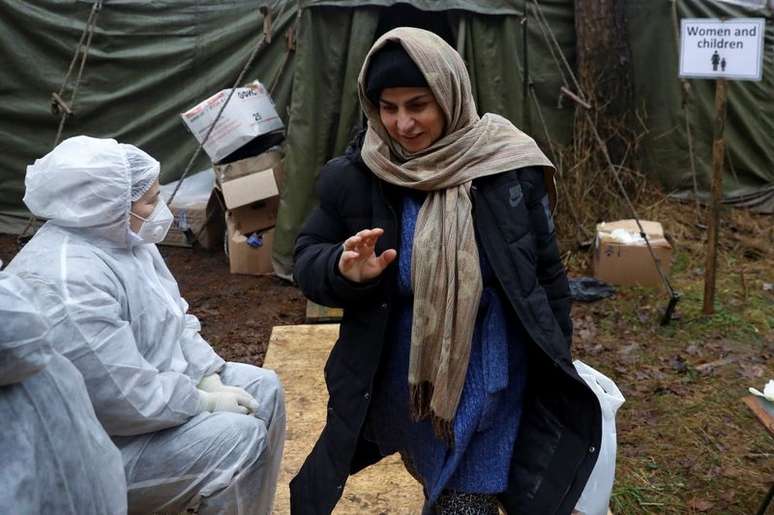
[8,135,286,515]
[0,268,127,514]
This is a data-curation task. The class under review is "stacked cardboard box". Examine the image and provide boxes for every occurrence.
[216,151,283,275]
[180,81,284,164]
[164,192,224,250]
[160,169,224,250]
[179,80,285,275]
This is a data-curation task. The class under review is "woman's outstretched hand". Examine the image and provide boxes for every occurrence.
[338,228,397,283]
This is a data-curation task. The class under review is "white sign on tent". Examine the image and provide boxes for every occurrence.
[679,18,765,81]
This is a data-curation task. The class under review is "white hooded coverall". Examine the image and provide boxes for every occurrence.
[0,271,128,514]
[8,136,286,515]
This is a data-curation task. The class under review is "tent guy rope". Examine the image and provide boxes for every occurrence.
[529,0,681,324]
[18,0,103,243]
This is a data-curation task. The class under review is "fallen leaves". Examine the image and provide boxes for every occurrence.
[687,497,714,512]
[739,363,767,380]
[694,356,738,374]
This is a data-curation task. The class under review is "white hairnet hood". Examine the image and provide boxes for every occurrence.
[23,135,160,246]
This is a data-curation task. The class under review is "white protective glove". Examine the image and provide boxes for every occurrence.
[197,389,259,415]
[198,373,259,414]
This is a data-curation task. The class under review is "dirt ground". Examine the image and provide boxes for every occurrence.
[158,244,307,365]
[564,199,773,515]
[0,194,771,514]
[0,235,307,366]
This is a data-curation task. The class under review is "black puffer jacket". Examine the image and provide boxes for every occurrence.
[291,137,601,514]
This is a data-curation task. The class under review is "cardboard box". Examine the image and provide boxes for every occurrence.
[219,169,278,211]
[226,214,274,275]
[162,191,224,249]
[180,81,284,163]
[215,151,283,275]
[214,150,283,187]
[159,169,224,249]
[229,197,279,234]
[593,219,672,288]
[214,151,284,210]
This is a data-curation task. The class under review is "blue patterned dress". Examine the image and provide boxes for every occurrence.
[364,191,529,509]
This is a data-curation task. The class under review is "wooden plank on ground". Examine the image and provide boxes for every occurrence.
[743,395,774,437]
[266,324,423,514]
[305,300,343,323]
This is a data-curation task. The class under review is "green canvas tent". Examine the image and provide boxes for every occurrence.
[625,0,774,213]
[0,0,771,278]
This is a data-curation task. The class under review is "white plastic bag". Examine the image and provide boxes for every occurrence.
[573,360,625,515]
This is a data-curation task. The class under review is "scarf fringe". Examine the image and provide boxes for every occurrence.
[409,381,433,421]
[410,382,455,447]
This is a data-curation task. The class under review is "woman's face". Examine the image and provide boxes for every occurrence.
[129,180,160,233]
[378,87,445,153]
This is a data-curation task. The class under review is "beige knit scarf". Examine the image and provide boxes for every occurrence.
[358,27,555,443]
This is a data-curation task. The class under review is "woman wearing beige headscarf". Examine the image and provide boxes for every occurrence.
[292,27,600,515]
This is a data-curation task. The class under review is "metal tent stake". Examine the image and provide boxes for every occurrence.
[702,78,727,315]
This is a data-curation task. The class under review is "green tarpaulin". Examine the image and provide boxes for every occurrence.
[626,0,774,205]
[0,0,771,277]
[301,0,524,15]
[273,0,576,275]
[0,0,297,228]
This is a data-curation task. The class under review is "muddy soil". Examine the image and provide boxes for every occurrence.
[0,234,306,366]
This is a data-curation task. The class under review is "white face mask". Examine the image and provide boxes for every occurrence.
[130,199,174,244]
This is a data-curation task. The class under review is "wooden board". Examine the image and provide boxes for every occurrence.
[265,324,424,514]
[305,300,343,323]
[743,395,774,437]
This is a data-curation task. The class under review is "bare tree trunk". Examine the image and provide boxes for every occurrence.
[554,0,647,247]
[574,0,635,166]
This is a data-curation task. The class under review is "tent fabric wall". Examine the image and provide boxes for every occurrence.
[0,0,576,270]
[1,0,771,269]
[626,0,774,207]
[273,6,381,275]
[273,1,577,276]
[461,0,575,149]
[301,0,524,16]
[0,0,297,232]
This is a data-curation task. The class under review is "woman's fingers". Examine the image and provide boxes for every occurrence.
[340,228,389,276]
[373,249,397,273]
[344,240,372,260]
[339,228,396,282]
[357,248,397,281]
[378,249,397,267]
[339,250,361,271]
[361,229,384,249]
[345,228,384,254]
[340,250,360,261]
[356,228,383,243]
[343,235,362,251]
